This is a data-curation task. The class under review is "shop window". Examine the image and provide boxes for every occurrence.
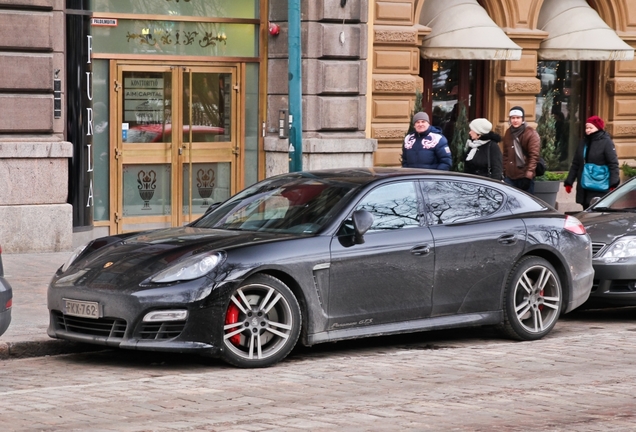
[536,61,588,170]
[422,59,485,144]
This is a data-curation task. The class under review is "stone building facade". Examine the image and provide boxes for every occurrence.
[1,0,636,252]
[0,0,72,253]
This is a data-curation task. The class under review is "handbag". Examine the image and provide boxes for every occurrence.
[535,157,546,176]
[513,139,545,176]
[581,147,610,192]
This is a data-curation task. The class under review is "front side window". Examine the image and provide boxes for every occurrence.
[355,182,420,231]
[422,181,504,225]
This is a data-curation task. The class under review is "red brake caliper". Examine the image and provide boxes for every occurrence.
[225,303,242,345]
[539,289,544,311]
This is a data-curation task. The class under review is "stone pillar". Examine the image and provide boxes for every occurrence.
[370,0,426,166]
[266,0,376,176]
[0,0,73,252]
[602,0,636,181]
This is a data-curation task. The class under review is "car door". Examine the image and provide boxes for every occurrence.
[420,180,526,316]
[328,181,434,328]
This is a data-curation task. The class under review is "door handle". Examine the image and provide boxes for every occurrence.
[410,245,431,256]
[498,234,517,245]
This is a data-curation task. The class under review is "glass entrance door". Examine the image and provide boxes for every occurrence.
[114,64,238,232]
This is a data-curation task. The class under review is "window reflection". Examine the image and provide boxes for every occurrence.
[183,72,231,142]
[429,60,477,144]
[122,71,172,143]
[355,182,420,231]
[536,61,586,170]
[422,181,504,225]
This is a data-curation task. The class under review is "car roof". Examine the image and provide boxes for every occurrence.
[273,167,496,187]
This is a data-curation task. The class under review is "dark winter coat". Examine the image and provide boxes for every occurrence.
[402,126,452,170]
[565,130,619,207]
[463,132,503,180]
[502,125,541,180]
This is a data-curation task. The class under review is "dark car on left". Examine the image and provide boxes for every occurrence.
[47,168,593,368]
[0,244,13,337]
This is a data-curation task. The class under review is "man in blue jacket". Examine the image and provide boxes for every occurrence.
[402,111,452,170]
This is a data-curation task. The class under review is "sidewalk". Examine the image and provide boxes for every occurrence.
[0,251,96,359]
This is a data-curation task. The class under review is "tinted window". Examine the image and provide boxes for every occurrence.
[422,181,504,225]
[355,182,420,231]
[592,178,636,210]
[193,176,356,234]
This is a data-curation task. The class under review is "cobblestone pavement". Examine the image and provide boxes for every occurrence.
[1,309,636,432]
[1,252,71,345]
[2,252,636,431]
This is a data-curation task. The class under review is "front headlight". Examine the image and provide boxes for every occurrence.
[150,251,223,283]
[599,236,636,259]
[61,244,88,273]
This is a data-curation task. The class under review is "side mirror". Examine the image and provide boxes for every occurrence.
[588,197,601,208]
[352,209,373,244]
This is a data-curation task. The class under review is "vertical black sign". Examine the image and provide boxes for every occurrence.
[66,0,93,228]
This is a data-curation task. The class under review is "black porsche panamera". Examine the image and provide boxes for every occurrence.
[47,168,594,367]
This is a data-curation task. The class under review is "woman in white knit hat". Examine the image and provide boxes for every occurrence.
[463,118,503,180]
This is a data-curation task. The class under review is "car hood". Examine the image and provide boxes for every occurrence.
[54,227,305,290]
[576,211,636,244]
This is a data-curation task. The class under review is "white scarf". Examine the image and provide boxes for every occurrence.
[465,139,489,161]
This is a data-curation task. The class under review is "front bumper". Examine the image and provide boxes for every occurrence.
[585,258,636,307]
[47,279,236,356]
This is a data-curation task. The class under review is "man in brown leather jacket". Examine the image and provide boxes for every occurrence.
[503,106,541,194]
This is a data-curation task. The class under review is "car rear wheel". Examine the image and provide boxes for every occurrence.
[221,274,301,368]
[500,256,562,341]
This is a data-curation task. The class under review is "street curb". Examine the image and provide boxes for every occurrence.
[0,339,103,360]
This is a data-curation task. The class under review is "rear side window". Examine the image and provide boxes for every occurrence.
[421,181,504,225]
[355,181,421,231]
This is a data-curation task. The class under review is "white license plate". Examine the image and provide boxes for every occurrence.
[63,298,101,319]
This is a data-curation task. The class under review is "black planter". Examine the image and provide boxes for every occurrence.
[534,181,560,207]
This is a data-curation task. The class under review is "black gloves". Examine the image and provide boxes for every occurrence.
[517,177,532,191]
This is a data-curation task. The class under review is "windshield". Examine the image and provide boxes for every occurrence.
[192,175,357,234]
[592,178,636,211]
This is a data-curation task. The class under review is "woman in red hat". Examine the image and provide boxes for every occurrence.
[564,115,620,208]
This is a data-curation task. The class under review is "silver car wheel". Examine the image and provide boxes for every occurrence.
[501,256,562,341]
[513,264,561,334]
[222,275,301,367]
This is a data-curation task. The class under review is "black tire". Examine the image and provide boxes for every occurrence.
[500,256,562,341]
[221,274,301,368]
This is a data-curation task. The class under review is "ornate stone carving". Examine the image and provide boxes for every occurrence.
[496,79,541,95]
[612,124,636,137]
[606,80,636,95]
[373,128,407,140]
[374,30,418,44]
[373,78,417,93]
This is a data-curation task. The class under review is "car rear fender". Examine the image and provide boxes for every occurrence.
[518,247,571,313]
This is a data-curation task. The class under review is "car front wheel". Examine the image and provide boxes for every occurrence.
[501,256,562,341]
[221,274,301,368]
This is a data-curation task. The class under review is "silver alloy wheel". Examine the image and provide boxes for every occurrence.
[512,264,560,334]
[223,282,296,362]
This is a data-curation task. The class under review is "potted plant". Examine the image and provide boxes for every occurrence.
[621,162,636,180]
[534,89,565,206]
